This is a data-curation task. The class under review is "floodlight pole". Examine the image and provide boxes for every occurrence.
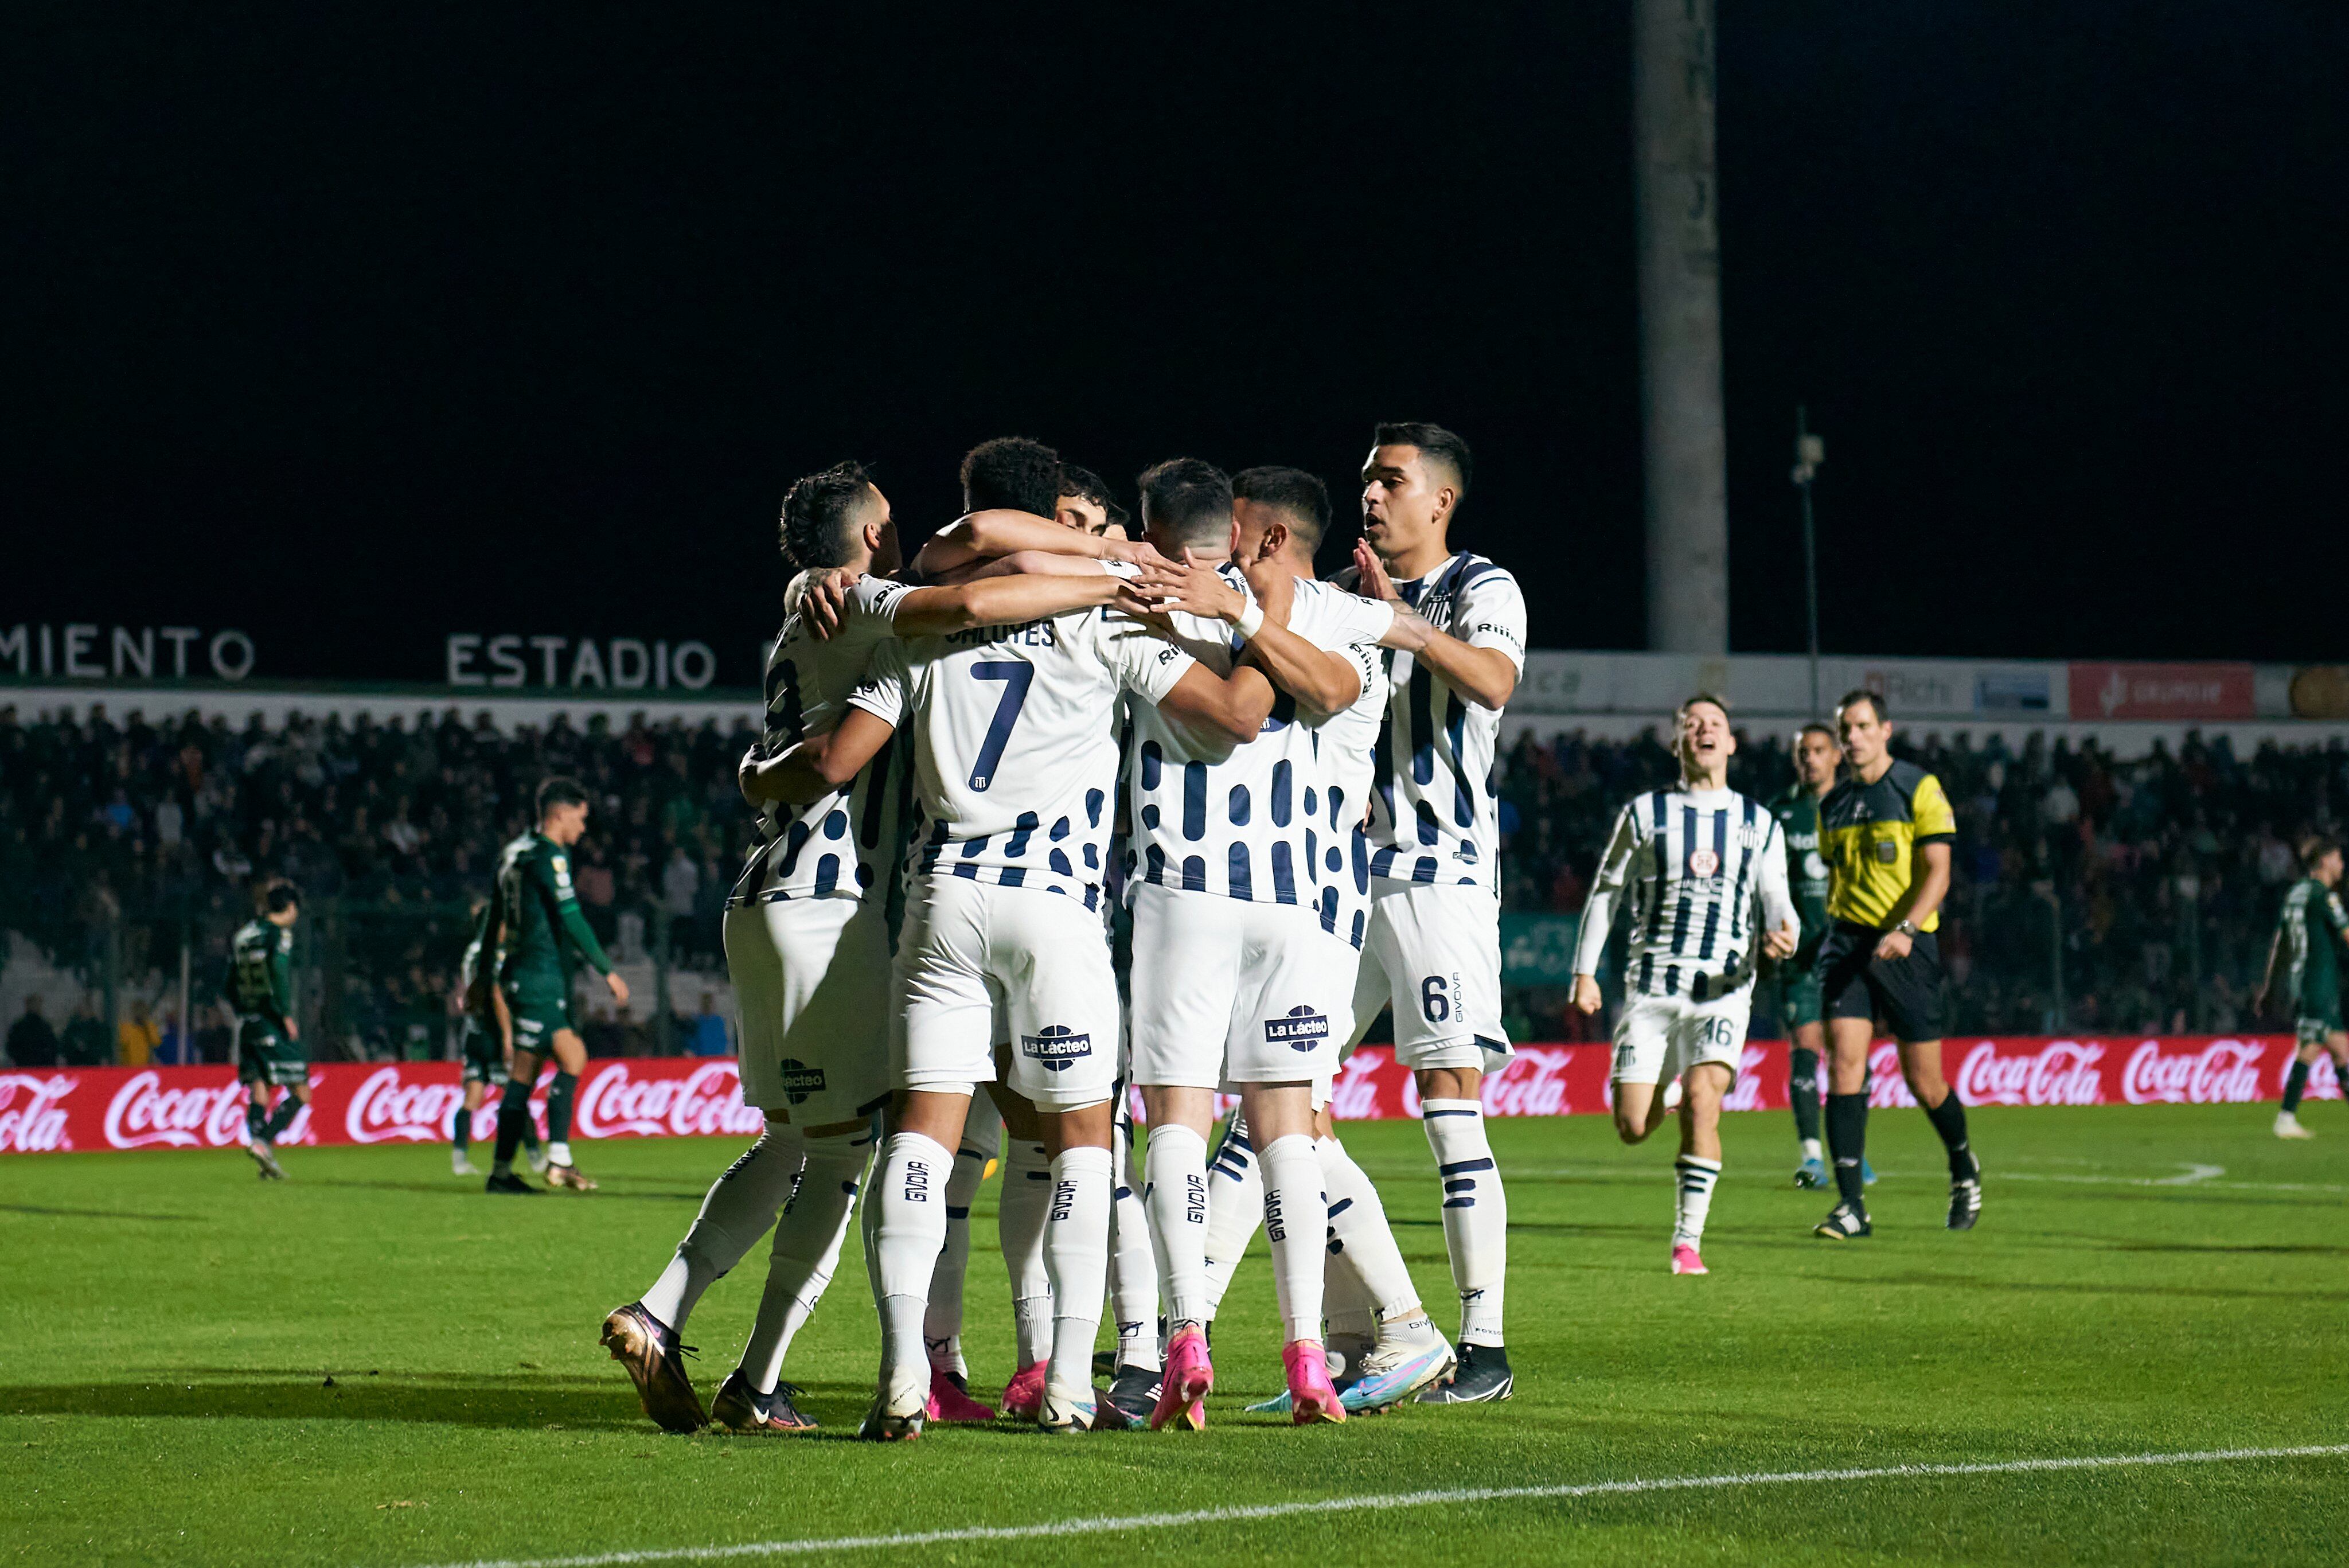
[1793,405,1824,715]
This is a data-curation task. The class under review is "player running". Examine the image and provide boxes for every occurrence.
[1770,722,1840,1188]
[481,779,630,1195]
[763,443,1272,1438]
[1332,422,1525,1403]
[227,883,305,1179]
[2256,835,2349,1139]
[450,895,540,1178]
[1809,691,1981,1239]
[604,453,1148,1434]
[1570,695,1800,1274]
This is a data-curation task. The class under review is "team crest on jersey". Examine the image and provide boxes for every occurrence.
[1265,1005,1330,1050]
[1689,847,1721,877]
[776,1059,827,1104]
[1020,1025,1092,1071]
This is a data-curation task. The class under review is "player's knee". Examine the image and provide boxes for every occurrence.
[1613,1111,1647,1145]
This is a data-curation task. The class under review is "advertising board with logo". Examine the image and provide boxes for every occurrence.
[2068,662,2256,721]
[3,1039,2332,1154]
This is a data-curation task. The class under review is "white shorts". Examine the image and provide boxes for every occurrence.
[1363,880,1511,1072]
[1328,933,1390,1062]
[1127,883,1337,1089]
[725,898,892,1125]
[1610,990,1752,1087]
[894,875,1121,1111]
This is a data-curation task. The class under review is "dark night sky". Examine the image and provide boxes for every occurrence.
[9,3,2347,687]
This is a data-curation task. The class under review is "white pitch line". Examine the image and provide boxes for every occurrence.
[398,1442,2349,1568]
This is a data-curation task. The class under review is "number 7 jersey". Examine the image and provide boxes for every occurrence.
[849,607,1197,911]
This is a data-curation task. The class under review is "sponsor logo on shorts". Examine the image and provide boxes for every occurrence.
[1265,1005,1330,1050]
[1020,1025,1092,1071]
[777,1059,827,1105]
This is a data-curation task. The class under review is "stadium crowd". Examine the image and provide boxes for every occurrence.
[1,701,2342,1063]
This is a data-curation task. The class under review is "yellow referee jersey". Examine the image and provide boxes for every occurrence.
[1820,758,1956,931]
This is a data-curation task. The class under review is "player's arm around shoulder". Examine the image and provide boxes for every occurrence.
[1356,542,1521,710]
[1232,561,1365,717]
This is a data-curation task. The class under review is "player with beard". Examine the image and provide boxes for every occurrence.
[603,453,1157,1434]
[1570,696,1799,1274]
[762,440,1272,1437]
[1332,422,1525,1403]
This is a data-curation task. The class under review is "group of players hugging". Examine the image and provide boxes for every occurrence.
[265,419,1985,1439]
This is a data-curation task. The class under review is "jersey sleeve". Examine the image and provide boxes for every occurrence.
[1911,773,1957,843]
[538,848,615,976]
[1753,818,1797,937]
[845,637,910,727]
[1571,800,1643,977]
[2327,891,2349,939]
[1453,567,1528,673]
[857,575,916,630]
[1102,616,1199,706]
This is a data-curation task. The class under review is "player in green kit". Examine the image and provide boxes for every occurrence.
[227,883,305,1180]
[2255,835,2349,1140]
[1769,723,1839,1187]
[483,778,630,1193]
[450,896,542,1177]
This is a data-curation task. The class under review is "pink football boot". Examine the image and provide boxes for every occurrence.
[1000,1360,1048,1421]
[1150,1326,1213,1431]
[1282,1340,1347,1425]
[927,1366,998,1423]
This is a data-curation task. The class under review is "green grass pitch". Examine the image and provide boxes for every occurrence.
[6,1104,2346,1566]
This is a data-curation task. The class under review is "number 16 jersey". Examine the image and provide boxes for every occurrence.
[850,608,1197,911]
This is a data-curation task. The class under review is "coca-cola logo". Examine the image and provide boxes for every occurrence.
[2121,1038,2266,1105]
[1956,1040,2106,1106]
[345,1066,471,1144]
[0,1072,78,1153]
[1867,1043,1919,1109]
[575,1062,766,1140]
[1480,1049,1579,1118]
[1720,1047,1770,1113]
[103,1070,251,1150]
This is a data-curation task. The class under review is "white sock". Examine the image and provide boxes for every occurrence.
[1325,1253,1378,1345]
[923,1128,993,1367]
[1200,1115,1263,1321]
[1043,1144,1113,1397]
[1000,1138,1055,1367]
[1673,1154,1723,1249]
[641,1122,804,1333]
[1258,1134,1328,1345]
[740,1130,868,1393]
[872,1131,952,1395]
[1317,1133,1422,1324]
[1800,1137,1824,1163]
[1108,1112,1161,1370]
[548,1139,573,1168]
[1143,1121,1212,1327]
[1422,1099,1507,1347]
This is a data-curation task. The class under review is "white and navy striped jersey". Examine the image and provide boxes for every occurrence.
[1122,564,1321,908]
[729,576,911,907]
[1285,578,1394,950]
[850,607,1195,911]
[1330,552,1526,896]
[1571,787,1798,1002]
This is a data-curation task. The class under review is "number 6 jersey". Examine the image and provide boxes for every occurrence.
[849,607,1197,911]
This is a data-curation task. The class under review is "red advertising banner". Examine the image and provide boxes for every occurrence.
[2068,661,2256,720]
[0,1039,2336,1154]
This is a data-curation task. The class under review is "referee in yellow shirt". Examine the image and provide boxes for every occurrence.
[1810,690,1983,1238]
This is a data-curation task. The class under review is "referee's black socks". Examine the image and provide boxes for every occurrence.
[1924,1088,1977,1181]
[1825,1093,1869,1210]
[1789,1048,1824,1144]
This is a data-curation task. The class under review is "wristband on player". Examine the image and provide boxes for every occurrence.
[1232,600,1266,641]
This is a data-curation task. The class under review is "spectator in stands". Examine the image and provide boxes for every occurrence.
[117,997,161,1067]
[660,845,699,957]
[60,998,112,1066]
[6,995,60,1067]
[689,990,730,1056]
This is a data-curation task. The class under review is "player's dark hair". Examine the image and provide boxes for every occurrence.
[1676,691,1731,724]
[2301,834,2342,871]
[1232,466,1330,553]
[779,461,877,571]
[1373,421,1473,509]
[537,776,591,817]
[1836,688,1887,724]
[263,882,301,915]
[962,437,1063,515]
[1798,720,1840,746]
[1138,458,1235,549]
[1057,464,1130,531]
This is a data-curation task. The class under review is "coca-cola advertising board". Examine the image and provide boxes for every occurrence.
[0,1039,2336,1155]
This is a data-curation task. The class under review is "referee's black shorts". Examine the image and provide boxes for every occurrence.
[1814,920,1945,1043]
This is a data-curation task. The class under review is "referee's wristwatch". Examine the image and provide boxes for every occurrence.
[1891,919,1918,938]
